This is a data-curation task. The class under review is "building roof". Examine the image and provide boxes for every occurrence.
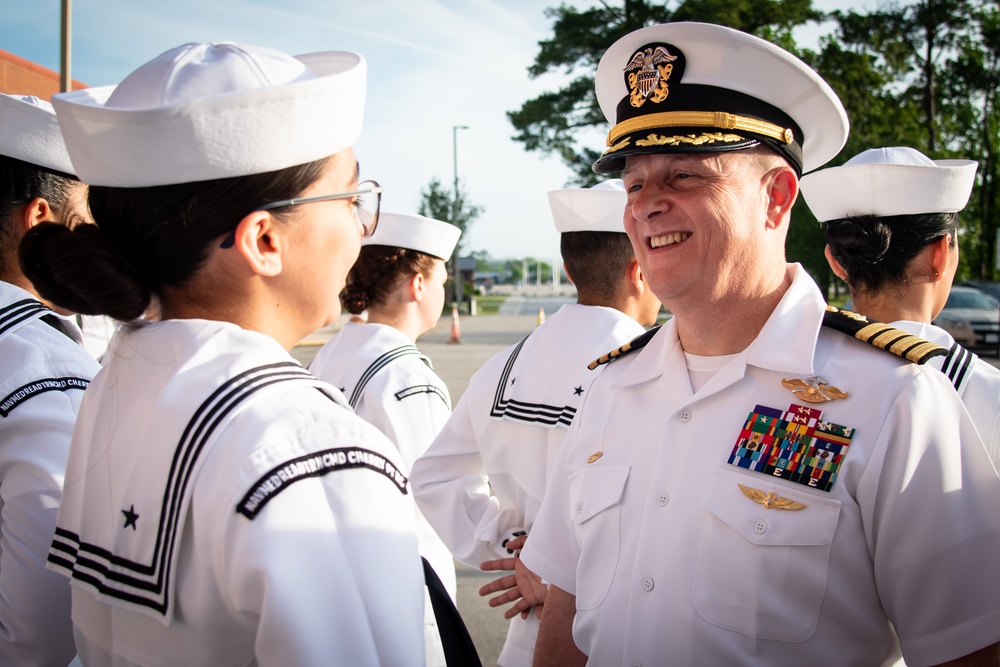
[0,48,87,100]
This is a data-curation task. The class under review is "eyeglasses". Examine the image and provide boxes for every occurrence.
[221,179,383,248]
[256,179,382,237]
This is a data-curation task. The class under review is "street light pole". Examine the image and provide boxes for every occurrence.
[452,125,469,307]
[60,0,72,92]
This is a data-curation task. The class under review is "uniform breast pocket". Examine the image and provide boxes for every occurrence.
[693,467,841,642]
[569,465,630,611]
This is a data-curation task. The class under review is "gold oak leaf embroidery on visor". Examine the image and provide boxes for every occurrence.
[605,137,632,154]
[635,132,745,147]
[738,483,807,510]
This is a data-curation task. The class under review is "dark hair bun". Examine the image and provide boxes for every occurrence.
[20,222,151,320]
[825,218,891,266]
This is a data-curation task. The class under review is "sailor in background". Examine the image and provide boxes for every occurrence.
[309,211,461,666]
[410,180,661,667]
[22,42,426,665]
[801,146,1000,468]
[521,22,1000,666]
[0,93,100,667]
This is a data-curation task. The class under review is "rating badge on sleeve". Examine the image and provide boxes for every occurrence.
[727,404,855,492]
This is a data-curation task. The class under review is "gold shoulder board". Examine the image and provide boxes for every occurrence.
[588,326,661,370]
[822,306,946,364]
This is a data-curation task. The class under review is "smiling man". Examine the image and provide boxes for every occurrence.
[520,22,1000,667]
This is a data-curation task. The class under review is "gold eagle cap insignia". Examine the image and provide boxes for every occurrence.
[780,376,848,403]
[624,45,678,107]
[738,484,807,511]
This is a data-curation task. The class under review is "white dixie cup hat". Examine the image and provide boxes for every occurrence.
[51,42,366,187]
[547,179,628,233]
[363,212,461,261]
[0,94,76,175]
[800,146,979,221]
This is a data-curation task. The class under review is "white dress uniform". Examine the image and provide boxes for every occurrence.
[522,264,1000,667]
[309,321,454,667]
[310,322,455,595]
[47,318,425,667]
[0,282,99,667]
[891,320,1000,468]
[411,303,646,667]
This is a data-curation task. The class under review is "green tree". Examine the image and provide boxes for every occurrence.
[947,2,1000,279]
[418,176,484,303]
[818,0,997,280]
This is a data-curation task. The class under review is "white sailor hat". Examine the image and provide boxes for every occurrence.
[800,147,978,221]
[52,42,366,187]
[362,212,461,261]
[547,179,627,233]
[593,22,848,175]
[0,94,75,175]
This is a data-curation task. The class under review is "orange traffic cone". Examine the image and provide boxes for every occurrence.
[449,303,462,344]
[536,307,546,327]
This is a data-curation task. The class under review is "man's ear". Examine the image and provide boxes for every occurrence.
[20,197,54,232]
[764,167,798,229]
[233,211,283,277]
[628,259,644,294]
[562,262,574,285]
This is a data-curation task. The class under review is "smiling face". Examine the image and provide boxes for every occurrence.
[621,150,792,314]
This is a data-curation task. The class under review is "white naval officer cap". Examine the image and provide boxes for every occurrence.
[0,94,76,175]
[547,179,627,233]
[799,146,979,221]
[362,212,461,261]
[592,22,849,175]
[51,42,366,187]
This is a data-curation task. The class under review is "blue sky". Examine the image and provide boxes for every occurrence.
[1,0,856,260]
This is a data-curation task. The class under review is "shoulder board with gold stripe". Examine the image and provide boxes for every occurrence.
[588,326,661,370]
[822,305,947,364]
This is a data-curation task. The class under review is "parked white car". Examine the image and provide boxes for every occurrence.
[934,285,1000,357]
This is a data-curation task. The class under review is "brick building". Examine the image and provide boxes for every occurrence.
[0,48,86,99]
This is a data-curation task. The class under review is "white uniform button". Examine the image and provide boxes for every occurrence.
[754,519,767,535]
[657,494,669,507]
[642,577,654,592]
[576,502,584,514]
[677,409,692,423]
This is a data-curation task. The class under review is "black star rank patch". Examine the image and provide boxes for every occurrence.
[574,386,584,396]
[122,505,139,530]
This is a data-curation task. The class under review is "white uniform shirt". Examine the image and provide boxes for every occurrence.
[0,282,99,667]
[411,304,646,667]
[522,264,1000,667]
[310,322,456,598]
[892,320,1000,468]
[48,319,425,667]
